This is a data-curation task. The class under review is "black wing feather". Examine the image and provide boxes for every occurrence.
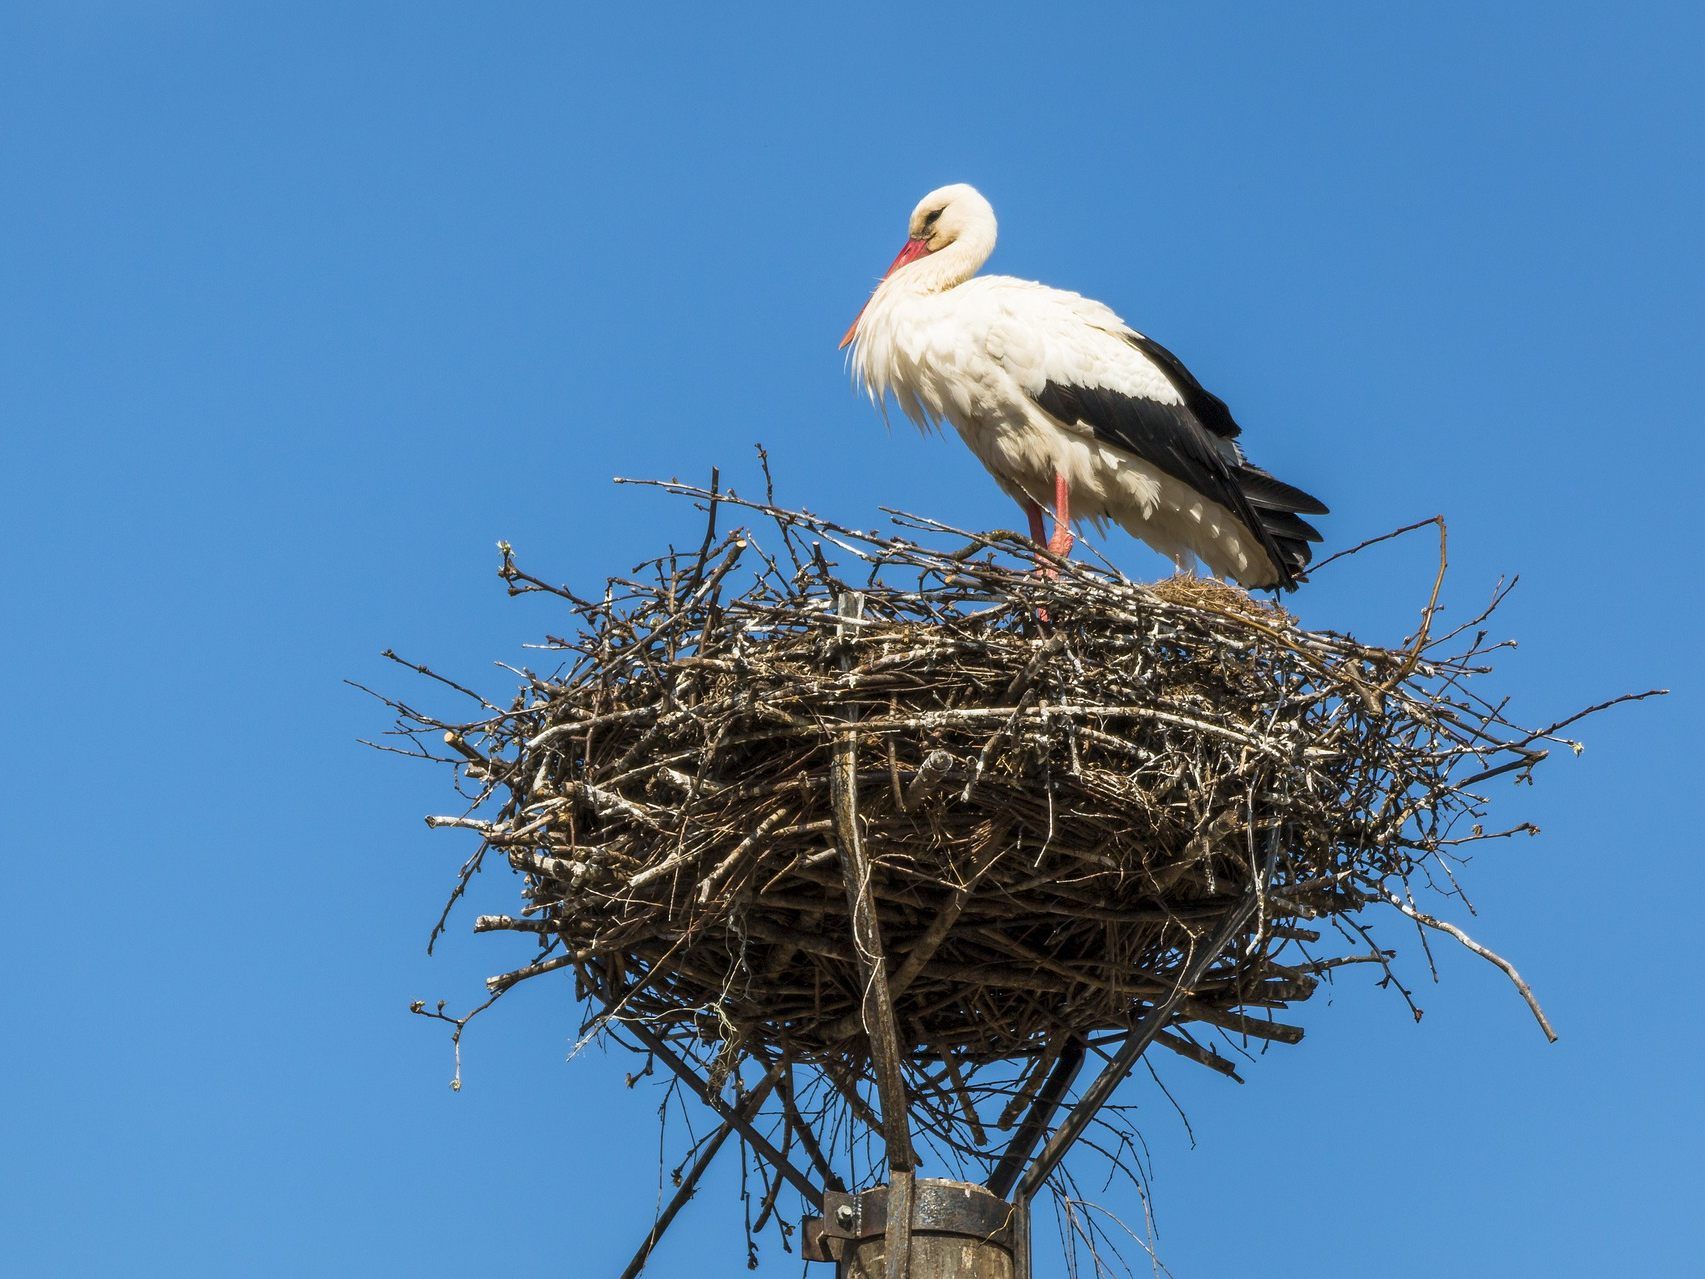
[1125,332,1243,441]
[1034,333,1329,590]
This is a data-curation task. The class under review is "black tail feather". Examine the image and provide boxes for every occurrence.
[1229,464,1328,588]
[1235,464,1330,517]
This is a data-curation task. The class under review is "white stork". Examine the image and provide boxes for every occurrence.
[840,183,1327,590]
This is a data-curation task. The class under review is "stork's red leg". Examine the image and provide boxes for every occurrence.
[1020,494,1059,604]
[1021,498,1047,548]
[1048,471,1075,558]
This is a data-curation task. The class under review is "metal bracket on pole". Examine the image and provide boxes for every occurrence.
[802,1179,1025,1268]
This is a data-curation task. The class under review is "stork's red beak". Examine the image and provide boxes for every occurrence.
[839,236,935,349]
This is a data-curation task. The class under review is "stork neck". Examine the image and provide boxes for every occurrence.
[900,226,995,296]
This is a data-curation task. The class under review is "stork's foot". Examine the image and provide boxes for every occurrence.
[1019,492,1075,576]
[1031,528,1072,584]
[1032,528,1075,622]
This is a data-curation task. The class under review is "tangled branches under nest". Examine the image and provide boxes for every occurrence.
[371,473,1653,1207]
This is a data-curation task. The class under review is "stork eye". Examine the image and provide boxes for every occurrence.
[924,208,943,227]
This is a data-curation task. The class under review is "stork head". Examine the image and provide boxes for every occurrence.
[840,183,998,349]
[906,183,997,254]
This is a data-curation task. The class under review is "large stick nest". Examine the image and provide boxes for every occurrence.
[375,474,1650,1184]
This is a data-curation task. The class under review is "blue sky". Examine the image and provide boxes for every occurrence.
[3,3,1700,1275]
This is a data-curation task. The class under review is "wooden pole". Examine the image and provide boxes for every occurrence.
[839,1231,1015,1279]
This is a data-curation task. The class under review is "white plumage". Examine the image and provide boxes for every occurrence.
[841,183,1327,590]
